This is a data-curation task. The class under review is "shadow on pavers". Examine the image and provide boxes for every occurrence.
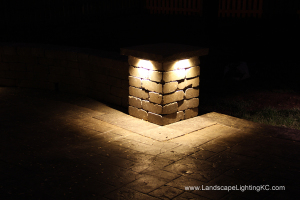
[0,87,154,199]
[165,112,300,199]
[200,112,300,142]
[1,87,300,199]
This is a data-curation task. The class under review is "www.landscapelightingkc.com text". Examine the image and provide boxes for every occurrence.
[185,185,285,192]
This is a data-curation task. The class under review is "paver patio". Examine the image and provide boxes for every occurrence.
[1,87,299,199]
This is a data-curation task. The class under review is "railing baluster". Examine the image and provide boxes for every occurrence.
[166,0,169,14]
[253,0,258,17]
[258,0,263,18]
[5,0,300,25]
[232,0,236,17]
[187,0,191,15]
[192,0,196,15]
[248,0,253,17]
[178,0,181,15]
[242,0,247,17]
[222,0,226,17]
[161,0,165,14]
[237,0,241,17]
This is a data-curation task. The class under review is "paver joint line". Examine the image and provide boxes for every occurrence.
[2,87,300,199]
[93,112,225,141]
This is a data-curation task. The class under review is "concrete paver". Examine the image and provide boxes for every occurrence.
[104,187,160,200]
[164,158,233,183]
[166,117,217,135]
[169,132,211,147]
[190,149,216,160]
[125,174,169,193]
[158,144,201,162]
[140,169,180,182]
[166,176,206,190]
[130,156,174,173]
[94,112,158,133]
[138,127,186,141]
[1,87,300,199]
[148,185,184,199]
[173,192,209,200]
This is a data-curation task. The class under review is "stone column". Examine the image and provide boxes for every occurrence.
[121,43,209,126]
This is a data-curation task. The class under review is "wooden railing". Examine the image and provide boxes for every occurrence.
[0,0,144,26]
[1,0,300,27]
[218,0,263,18]
[145,0,203,16]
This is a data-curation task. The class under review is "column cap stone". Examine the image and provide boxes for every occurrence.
[120,43,209,62]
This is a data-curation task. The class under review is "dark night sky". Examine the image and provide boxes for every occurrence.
[1,0,299,66]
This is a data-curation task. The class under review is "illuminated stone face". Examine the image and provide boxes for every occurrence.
[122,43,208,126]
[128,56,200,125]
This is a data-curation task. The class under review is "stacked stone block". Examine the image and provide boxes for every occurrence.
[128,56,200,125]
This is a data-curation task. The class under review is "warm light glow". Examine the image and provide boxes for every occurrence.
[174,68,185,78]
[137,67,149,79]
[137,59,153,70]
[174,59,191,69]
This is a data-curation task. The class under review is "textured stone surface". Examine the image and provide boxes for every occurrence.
[148,112,164,126]
[149,92,163,104]
[163,81,178,94]
[129,65,148,79]
[128,55,163,71]
[186,77,200,88]
[148,111,184,126]
[149,70,162,82]
[185,88,199,99]
[129,96,142,108]
[178,98,199,111]
[129,106,148,121]
[185,107,198,119]
[142,100,163,114]
[125,44,205,125]
[186,66,200,78]
[163,90,184,104]
[142,80,162,93]
[129,86,148,100]
[129,76,142,88]
[177,80,186,90]
[178,77,200,90]
[162,102,178,114]
[163,56,200,71]
[163,69,185,83]
[177,111,185,121]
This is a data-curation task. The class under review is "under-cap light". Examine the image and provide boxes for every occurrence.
[137,59,153,70]
[174,59,191,69]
